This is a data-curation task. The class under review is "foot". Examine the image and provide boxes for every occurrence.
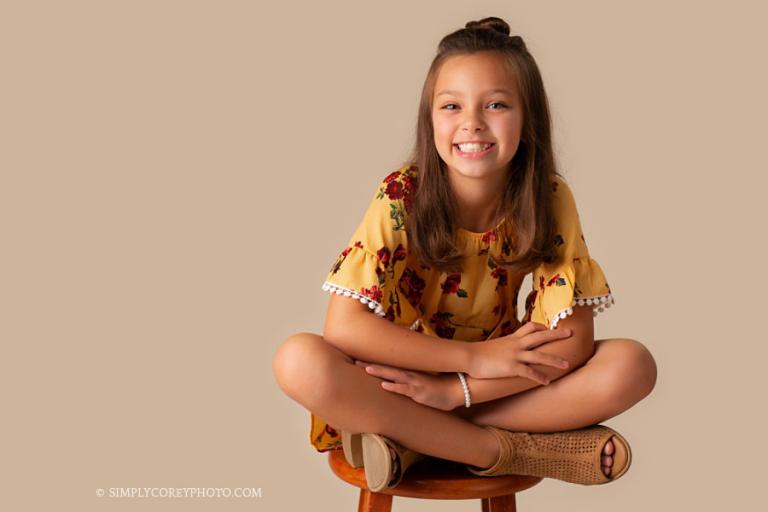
[601,436,615,477]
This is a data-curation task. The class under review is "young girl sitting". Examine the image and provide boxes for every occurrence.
[273,16,657,492]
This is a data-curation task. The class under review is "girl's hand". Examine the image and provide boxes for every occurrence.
[467,321,573,382]
[354,360,463,411]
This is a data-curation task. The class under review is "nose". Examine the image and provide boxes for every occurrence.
[460,107,487,132]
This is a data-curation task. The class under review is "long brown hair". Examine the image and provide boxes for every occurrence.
[402,16,561,276]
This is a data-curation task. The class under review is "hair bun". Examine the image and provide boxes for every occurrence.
[465,17,510,36]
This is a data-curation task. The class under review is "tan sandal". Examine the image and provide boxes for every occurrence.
[361,433,427,492]
[341,431,364,468]
[467,424,632,485]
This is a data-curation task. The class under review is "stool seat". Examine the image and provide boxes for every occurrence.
[327,448,542,511]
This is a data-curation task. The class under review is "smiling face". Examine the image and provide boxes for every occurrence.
[431,51,524,182]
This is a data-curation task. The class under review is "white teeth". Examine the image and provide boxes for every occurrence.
[457,143,492,152]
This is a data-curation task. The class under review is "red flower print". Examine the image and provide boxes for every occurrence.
[377,246,391,266]
[392,244,407,263]
[401,174,416,194]
[384,291,401,321]
[482,229,497,244]
[538,275,545,291]
[546,273,566,287]
[491,266,508,289]
[330,245,355,275]
[441,273,468,297]
[403,192,413,214]
[398,267,426,307]
[360,285,383,304]
[429,311,456,339]
[441,273,461,293]
[385,180,404,200]
[384,170,400,183]
[377,180,407,230]
[353,240,363,249]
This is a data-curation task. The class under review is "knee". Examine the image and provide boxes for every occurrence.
[272,332,339,407]
[600,338,657,406]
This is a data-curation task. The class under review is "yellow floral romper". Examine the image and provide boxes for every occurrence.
[311,164,614,452]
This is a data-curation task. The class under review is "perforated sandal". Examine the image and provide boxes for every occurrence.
[361,433,427,492]
[467,424,632,485]
[341,431,364,468]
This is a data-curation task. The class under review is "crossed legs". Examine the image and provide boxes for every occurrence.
[272,333,657,472]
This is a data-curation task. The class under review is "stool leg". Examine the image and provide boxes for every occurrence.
[482,493,516,511]
[358,489,393,512]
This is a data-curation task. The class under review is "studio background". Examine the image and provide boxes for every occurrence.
[2,1,765,510]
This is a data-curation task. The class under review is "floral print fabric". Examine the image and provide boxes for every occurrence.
[311,165,614,452]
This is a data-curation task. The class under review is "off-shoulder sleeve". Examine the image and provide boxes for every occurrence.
[320,168,412,319]
[523,176,615,329]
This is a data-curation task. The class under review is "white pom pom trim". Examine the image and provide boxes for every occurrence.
[550,293,615,329]
[321,281,386,317]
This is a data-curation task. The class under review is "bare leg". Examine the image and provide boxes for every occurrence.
[273,332,500,469]
[273,334,656,471]
[453,337,657,475]
[453,338,656,430]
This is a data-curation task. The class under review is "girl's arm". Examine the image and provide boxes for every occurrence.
[449,305,597,407]
[323,294,474,373]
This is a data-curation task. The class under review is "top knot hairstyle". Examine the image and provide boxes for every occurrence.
[463,17,522,46]
[402,16,561,276]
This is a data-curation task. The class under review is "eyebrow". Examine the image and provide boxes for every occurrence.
[435,88,513,97]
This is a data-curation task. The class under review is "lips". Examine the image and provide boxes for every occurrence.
[453,142,496,158]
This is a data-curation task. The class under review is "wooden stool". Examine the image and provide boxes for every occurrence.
[327,448,542,511]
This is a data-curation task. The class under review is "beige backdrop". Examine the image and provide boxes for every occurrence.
[2,0,765,510]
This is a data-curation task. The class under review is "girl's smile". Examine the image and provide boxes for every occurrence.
[454,142,496,158]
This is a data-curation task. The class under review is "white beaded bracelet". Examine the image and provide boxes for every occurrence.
[456,372,471,408]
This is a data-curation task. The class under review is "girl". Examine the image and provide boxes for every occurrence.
[273,16,657,492]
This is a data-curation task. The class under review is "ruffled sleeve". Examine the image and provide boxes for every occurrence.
[523,176,615,329]
[320,167,413,320]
